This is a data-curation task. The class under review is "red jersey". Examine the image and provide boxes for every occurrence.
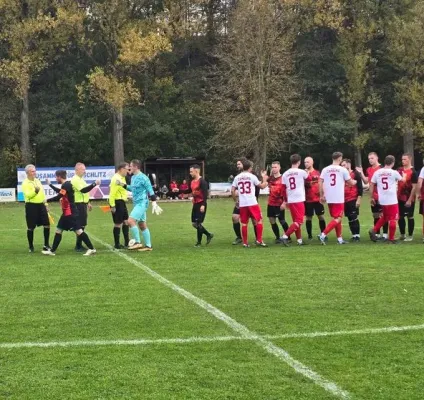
[397,167,418,202]
[267,175,284,206]
[190,178,208,204]
[345,171,358,202]
[305,169,320,203]
[366,165,381,201]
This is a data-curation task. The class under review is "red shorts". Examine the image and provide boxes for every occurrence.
[382,204,399,221]
[239,204,262,224]
[328,203,344,218]
[288,202,305,224]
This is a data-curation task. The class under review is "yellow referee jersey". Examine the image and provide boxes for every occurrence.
[109,173,128,207]
[71,175,90,204]
[22,178,46,203]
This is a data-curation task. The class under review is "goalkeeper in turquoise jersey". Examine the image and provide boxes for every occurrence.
[117,159,163,251]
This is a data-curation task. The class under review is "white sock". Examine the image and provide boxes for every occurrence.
[383,233,388,239]
[297,239,303,244]
[337,237,344,243]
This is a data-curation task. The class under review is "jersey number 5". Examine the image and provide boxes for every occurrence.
[238,181,252,194]
[381,177,388,190]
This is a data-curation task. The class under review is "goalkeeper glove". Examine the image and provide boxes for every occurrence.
[151,201,163,215]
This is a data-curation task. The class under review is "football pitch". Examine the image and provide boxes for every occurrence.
[1,197,424,400]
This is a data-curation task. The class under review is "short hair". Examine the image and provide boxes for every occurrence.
[25,164,35,173]
[290,154,301,165]
[332,152,343,160]
[368,152,378,157]
[117,162,129,172]
[402,153,413,160]
[342,158,351,164]
[271,161,280,165]
[242,159,253,171]
[55,170,67,179]
[384,155,395,166]
[130,159,142,169]
[190,164,201,170]
[75,162,85,168]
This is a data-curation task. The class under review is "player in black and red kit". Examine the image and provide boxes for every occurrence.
[304,157,326,239]
[42,170,97,256]
[397,153,418,241]
[190,164,213,247]
[341,159,363,241]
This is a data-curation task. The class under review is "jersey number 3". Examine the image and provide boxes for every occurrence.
[238,181,252,194]
[330,173,337,186]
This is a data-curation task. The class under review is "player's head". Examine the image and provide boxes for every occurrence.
[304,157,314,170]
[368,152,378,166]
[130,159,142,174]
[75,162,86,177]
[290,154,301,167]
[117,162,129,177]
[242,159,253,171]
[236,158,246,172]
[384,155,395,168]
[332,152,343,165]
[401,153,412,167]
[55,169,67,184]
[341,158,351,170]
[271,161,280,175]
[25,164,36,179]
[189,164,201,178]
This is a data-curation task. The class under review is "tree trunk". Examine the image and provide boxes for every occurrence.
[113,108,125,167]
[403,130,414,164]
[354,146,362,168]
[20,88,31,165]
[252,139,267,174]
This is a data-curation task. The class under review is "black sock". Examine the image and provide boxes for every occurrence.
[201,225,210,237]
[76,233,83,249]
[306,220,312,238]
[279,219,289,233]
[349,219,360,235]
[51,233,62,252]
[233,222,241,239]
[196,226,202,243]
[383,223,388,235]
[398,218,406,235]
[271,223,280,239]
[374,218,381,234]
[319,219,326,233]
[113,227,120,246]
[43,227,50,247]
[79,232,94,250]
[27,230,34,249]
[408,218,415,236]
[122,224,130,246]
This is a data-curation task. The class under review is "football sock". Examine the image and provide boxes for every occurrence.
[349,219,360,236]
[408,218,414,236]
[335,221,342,238]
[51,233,62,252]
[27,229,34,249]
[43,227,50,247]
[122,224,130,246]
[306,220,312,238]
[113,227,121,246]
[201,225,211,237]
[286,223,298,237]
[398,218,406,235]
[253,224,258,240]
[373,216,386,233]
[271,223,280,239]
[388,220,396,241]
[130,226,141,243]
[255,223,263,242]
[196,226,202,243]
[79,232,94,250]
[233,222,241,239]
[75,234,83,249]
[241,225,248,245]
[383,223,388,235]
[323,219,338,236]
[279,218,289,233]
[319,219,326,233]
[295,226,302,240]
[374,218,381,234]
[142,228,152,248]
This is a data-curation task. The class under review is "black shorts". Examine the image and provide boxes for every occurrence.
[112,200,129,224]
[344,200,359,219]
[25,203,49,229]
[76,203,88,227]
[305,202,325,217]
[267,205,285,219]
[420,201,424,215]
[192,203,207,224]
[399,200,415,218]
[57,215,81,232]
[232,206,240,215]
[371,202,382,214]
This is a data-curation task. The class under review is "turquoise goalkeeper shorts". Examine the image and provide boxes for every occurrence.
[129,203,148,222]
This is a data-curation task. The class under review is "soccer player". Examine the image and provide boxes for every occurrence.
[416,162,424,242]
[397,153,418,241]
[341,158,363,242]
[267,161,289,243]
[304,156,326,239]
[42,170,97,256]
[117,159,162,251]
[22,164,50,252]
[318,152,356,245]
[71,163,99,252]
[189,164,213,247]
[356,152,387,239]
[369,155,404,244]
[280,154,308,246]
[231,159,268,248]
[109,162,131,249]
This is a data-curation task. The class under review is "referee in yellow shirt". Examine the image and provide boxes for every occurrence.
[71,163,100,252]
[22,164,50,252]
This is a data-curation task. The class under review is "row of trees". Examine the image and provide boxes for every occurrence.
[1,0,423,185]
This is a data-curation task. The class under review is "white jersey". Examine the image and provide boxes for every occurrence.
[419,167,424,180]
[232,172,260,207]
[371,168,402,206]
[282,168,308,203]
[320,165,350,204]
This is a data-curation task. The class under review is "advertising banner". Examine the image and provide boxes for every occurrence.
[0,188,16,202]
[17,166,115,202]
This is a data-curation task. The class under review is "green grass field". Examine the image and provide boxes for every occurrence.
[1,197,424,400]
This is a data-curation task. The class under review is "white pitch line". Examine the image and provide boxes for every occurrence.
[88,234,350,399]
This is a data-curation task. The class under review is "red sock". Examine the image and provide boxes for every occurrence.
[373,216,386,233]
[335,221,342,238]
[256,223,263,243]
[389,220,396,241]
[286,223,298,237]
[323,219,338,235]
[241,225,248,245]
[295,225,302,240]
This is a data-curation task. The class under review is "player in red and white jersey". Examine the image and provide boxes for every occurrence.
[231,159,268,247]
[416,163,424,242]
[369,155,404,244]
[280,154,308,246]
[318,152,356,245]
[304,156,326,239]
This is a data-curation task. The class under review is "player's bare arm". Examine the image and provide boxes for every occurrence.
[257,170,268,189]
[369,182,376,206]
[319,178,325,203]
[417,178,423,200]
[355,167,369,184]
[231,186,238,202]
[406,183,416,207]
